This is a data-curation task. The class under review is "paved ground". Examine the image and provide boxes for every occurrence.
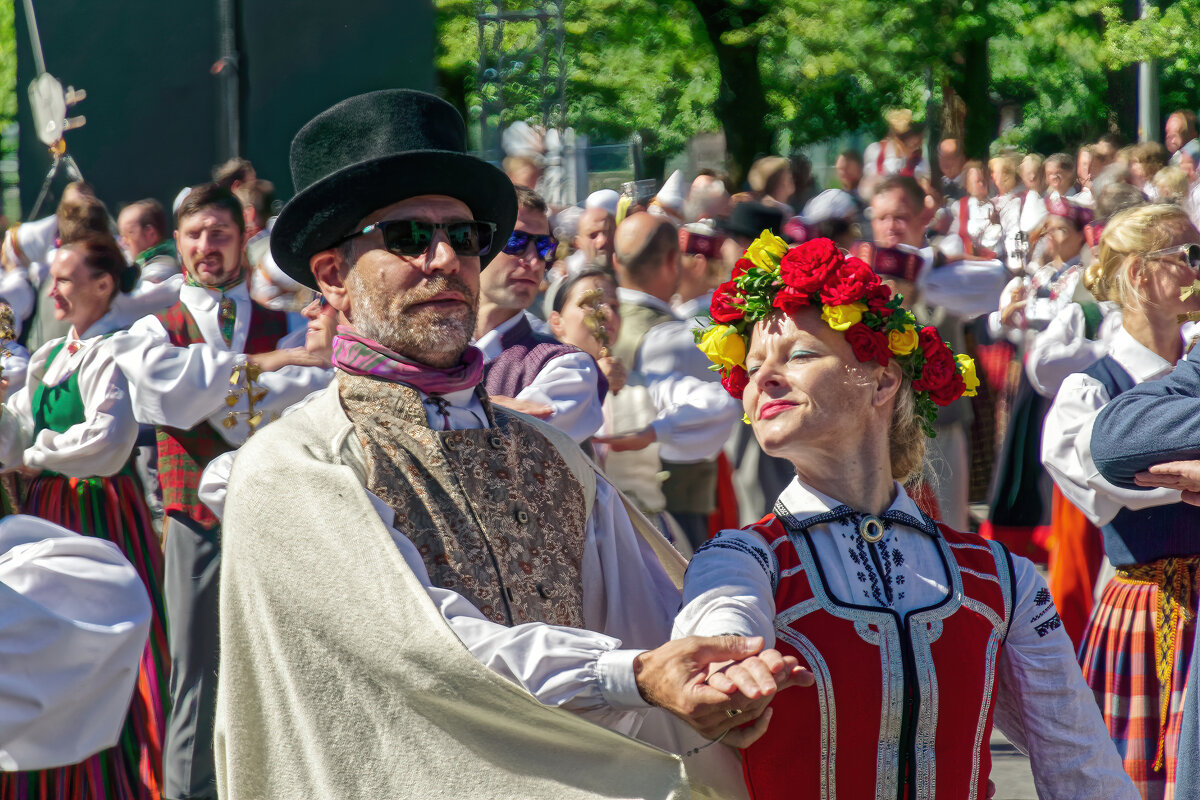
[989,726,1037,799]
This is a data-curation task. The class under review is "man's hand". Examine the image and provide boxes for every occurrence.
[593,425,656,452]
[1135,460,1200,505]
[597,356,627,395]
[633,635,813,748]
[999,298,1027,328]
[247,348,329,373]
[489,396,554,419]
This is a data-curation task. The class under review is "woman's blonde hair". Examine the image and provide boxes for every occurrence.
[889,375,926,484]
[1084,203,1192,307]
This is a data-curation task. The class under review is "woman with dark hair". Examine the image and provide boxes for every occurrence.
[673,233,1135,799]
[0,232,166,800]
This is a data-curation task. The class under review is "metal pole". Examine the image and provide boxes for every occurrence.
[217,0,240,159]
[20,0,46,75]
[1137,0,1159,142]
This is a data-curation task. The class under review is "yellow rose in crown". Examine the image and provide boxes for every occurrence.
[743,230,789,272]
[956,353,980,397]
[820,302,867,331]
[697,325,747,370]
[887,325,920,356]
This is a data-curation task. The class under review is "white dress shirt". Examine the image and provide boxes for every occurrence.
[1042,325,1184,526]
[109,281,331,446]
[616,288,741,461]
[674,477,1138,800]
[0,314,138,476]
[3,214,58,289]
[0,515,151,771]
[474,311,604,443]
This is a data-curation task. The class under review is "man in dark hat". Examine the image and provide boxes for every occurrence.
[215,90,806,799]
[109,183,331,800]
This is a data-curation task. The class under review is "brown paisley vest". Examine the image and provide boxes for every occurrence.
[338,373,588,627]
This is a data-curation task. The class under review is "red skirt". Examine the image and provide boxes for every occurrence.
[1,472,167,800]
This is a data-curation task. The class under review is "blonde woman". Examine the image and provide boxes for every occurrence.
[676,234,1134,799]
[1041,203,1200,797]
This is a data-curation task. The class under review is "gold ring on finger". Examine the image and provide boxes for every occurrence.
[725,708,743,718]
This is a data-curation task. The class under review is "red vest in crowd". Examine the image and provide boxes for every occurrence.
[154,299,289,529]
[742,515,1015,800]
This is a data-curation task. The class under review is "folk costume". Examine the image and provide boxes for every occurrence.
[476,310,607,443]
[109,277,329,800]
[1044,326,1200,798]
[215,89,742,800]
[690,233,1135,799]
[0,316,167,800]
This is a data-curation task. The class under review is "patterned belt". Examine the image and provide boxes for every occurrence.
[1115,555,1200,770]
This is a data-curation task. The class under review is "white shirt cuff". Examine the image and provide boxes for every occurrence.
[597,648,650,710]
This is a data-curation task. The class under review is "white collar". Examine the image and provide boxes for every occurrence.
[1109,326,1178,383]
[180,278,250,311]
[674,290,714,321]
[73,310,125,341]
[618,287,678,318]
[775,477,936,535]
[474,310,527,362]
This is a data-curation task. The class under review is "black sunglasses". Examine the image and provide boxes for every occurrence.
[503,230,558,262]
[335,219,497,257]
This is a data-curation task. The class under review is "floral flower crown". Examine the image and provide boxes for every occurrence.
[695,231,979,436]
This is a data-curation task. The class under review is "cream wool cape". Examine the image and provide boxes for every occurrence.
[215,380,703,800]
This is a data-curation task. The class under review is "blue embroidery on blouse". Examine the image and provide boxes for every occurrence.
[695,535,776,587]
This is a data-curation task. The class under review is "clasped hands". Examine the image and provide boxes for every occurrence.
[633,635,814,747]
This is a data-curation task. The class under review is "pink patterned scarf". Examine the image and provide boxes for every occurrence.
[332,326,484,395]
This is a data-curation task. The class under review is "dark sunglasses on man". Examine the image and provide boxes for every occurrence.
[1148,242,1200,272]
[502,230,558,263]
[334,219,497,257]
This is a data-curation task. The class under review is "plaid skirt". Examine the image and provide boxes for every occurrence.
[1080,564,1197,800]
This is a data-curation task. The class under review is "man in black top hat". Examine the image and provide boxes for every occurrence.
[215,90,807,798]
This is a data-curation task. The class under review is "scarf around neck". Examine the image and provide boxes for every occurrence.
[332,326,484,395]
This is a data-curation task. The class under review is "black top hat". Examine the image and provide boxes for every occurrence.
[716,202,785,241]
[272,89,517,289]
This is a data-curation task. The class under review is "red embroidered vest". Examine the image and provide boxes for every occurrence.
[742,515,1014,800]
[155,299,289,529]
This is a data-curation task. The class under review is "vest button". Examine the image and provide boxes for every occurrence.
[444,437,457,451]
[515,509,530,524]
[536,583,550,599]
[489,435,504,449]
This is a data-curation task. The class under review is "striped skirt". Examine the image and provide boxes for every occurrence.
[1,472,168,800]
[1080,565,1197,800]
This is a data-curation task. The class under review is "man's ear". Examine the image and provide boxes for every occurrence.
[310,249,349,312]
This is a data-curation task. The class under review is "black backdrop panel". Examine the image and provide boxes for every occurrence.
[16,0,433,217]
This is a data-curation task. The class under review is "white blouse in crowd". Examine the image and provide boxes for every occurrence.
[1042,325,1186,526]
[0,515,150,770]
[673,477,1138,799]
[0,314,138,476]
[615,288,741,462]
[108,281,331,445]
[947,195,1004,253]
[2,214,57,289]
[986,257,1088,343]
[862,139,931,181]
[473,311,604,444]
[1025,302,1122,398]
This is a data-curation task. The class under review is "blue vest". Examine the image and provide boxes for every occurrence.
[1082,355,1200,566]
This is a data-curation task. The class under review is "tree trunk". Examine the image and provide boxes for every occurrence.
[1103,0,1140,141]
[956,37,993,159]
[690,0,771,187]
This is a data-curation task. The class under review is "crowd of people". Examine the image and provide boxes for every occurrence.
[0,87,1199,800]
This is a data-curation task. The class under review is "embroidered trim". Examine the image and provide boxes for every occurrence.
[695,535,777,588]
[957,566,1002,584]
[774,626,838,800]
[968,631,1004,800]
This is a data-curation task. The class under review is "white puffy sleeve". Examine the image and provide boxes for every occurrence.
[0,515,151,771]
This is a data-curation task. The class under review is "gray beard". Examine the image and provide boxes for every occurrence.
[346,269,477,368]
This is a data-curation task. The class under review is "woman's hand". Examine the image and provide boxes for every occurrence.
[999,297,1028,328]
[489,396,553,419]
[247,348,330,373]
[597,356,626,395]
[1135,460,1200,505]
